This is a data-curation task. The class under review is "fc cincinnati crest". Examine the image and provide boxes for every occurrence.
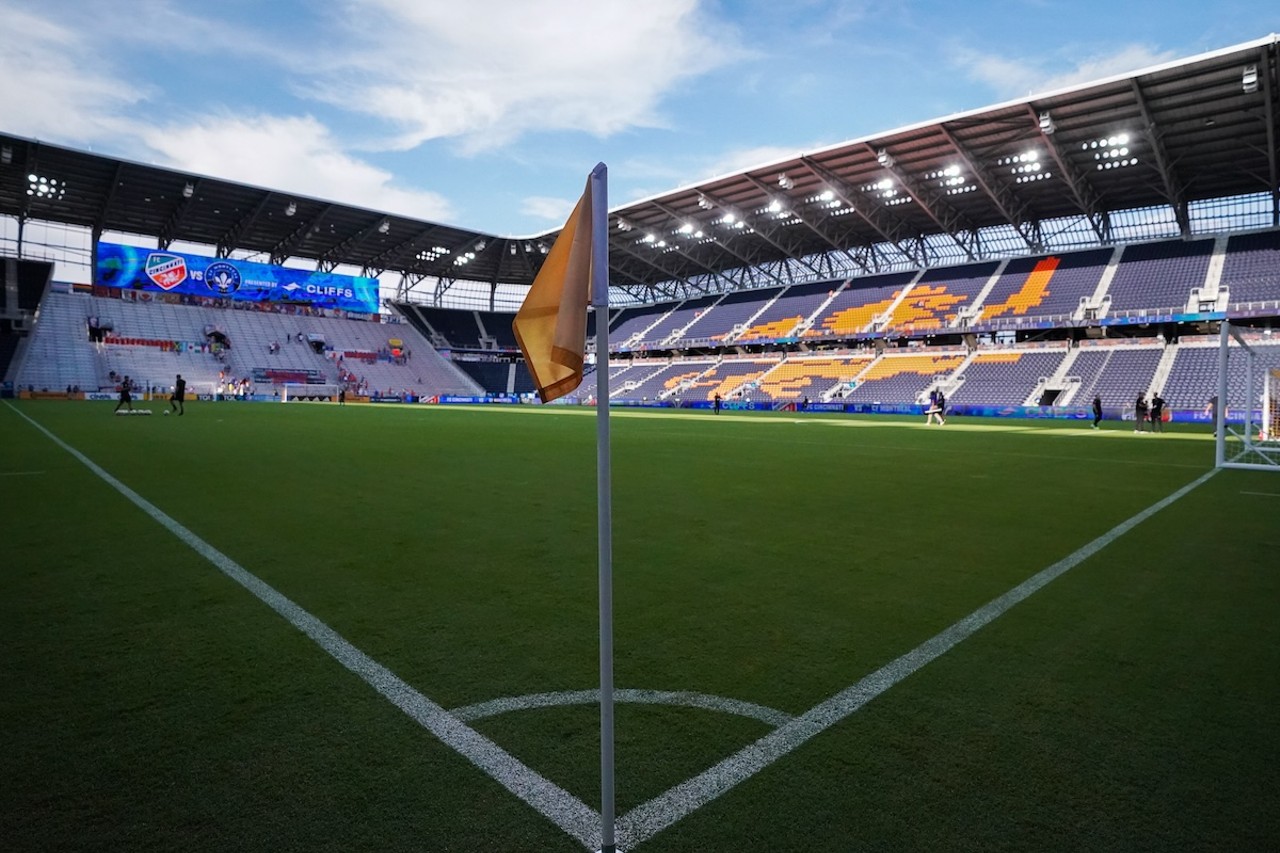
[144,253,188,290]
[204,261,242,294]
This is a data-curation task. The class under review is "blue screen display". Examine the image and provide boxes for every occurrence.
[96,242,380,314]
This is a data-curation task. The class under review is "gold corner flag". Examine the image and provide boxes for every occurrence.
[512,177,594,403]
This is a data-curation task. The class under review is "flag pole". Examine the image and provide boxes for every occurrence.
[590,162,616,853]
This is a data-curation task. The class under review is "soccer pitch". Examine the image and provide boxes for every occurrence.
[2,401,1277,851]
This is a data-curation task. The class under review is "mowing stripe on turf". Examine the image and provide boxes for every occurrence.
[3,403,603,850]
[615,466,1220,850]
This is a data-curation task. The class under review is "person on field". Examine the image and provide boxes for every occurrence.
[170,373,186,415]
[1092,394,1103,429]
[713,392,722,415]
[1134,392,1148,432]
[1150,391,1165,433]
[114,375,133,413]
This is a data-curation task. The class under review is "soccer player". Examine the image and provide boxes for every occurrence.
[1092,394,1103,429]
[170,373,186,415]
[113,375,133,413]
[713,392,722,415]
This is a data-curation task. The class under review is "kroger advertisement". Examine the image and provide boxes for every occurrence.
[96,242,380,314]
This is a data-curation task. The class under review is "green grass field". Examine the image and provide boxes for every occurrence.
[2,399,1277,852]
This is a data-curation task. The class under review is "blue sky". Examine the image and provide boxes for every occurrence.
[2,0,1276,237]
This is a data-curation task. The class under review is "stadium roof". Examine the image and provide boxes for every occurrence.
[1,34,1277,303]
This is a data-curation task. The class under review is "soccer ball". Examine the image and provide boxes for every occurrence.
[163,409,170,416]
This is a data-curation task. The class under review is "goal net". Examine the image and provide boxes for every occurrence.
[281,383,341,402]
[1215,322,1280,470]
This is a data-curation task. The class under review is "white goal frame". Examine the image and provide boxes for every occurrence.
[1215,321,1280,471]
[281,383,340,402]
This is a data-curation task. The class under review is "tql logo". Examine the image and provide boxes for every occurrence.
[144,253,188,290]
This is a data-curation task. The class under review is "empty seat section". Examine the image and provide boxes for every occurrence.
[805,272,917,339]
[949,351,1065,406]
[754,356,874,401]
[682,359,779,400]
[1162,341,1280,409]
[1105,239,1213,312]
[637,295,721,347]
[1221,231,1280,309]
[610,303,673,346]
[476,311,519,349]
[976,248,1111,325]
[1070,346,1163,407]
[738,281,840,342]
[415,308,484,348]
[843,354,964,403]
[681,287,783,342]
[885,262,998,332]
[614,361,715,401]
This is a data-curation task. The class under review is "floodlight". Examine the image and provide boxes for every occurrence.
[475,240,486,251]
[697,193,714,210]
[182,182,194,198]
[377,220,390,234]
[1038,112,1055,134]
[616,218,632,231]
[876,149,895,167]
[0,146,10,164]
[1243,65,1258,94]
[777,173,795,190]
[285,201,297,216]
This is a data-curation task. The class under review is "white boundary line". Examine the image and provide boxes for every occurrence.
[3,402,603,850]
[453,689,793,728]
[6,401,1222,851]
[614,466,1219,849]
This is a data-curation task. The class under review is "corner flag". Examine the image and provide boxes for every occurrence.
[512,177,595,403]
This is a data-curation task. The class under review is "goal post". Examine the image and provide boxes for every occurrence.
[281,383,341,402]
[1216,321,1280,471]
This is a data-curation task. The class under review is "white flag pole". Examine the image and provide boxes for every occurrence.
[590,162,616,853]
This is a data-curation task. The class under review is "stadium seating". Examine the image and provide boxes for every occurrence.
[633,294,721,347]
[842,353,966,402]
[737,281,842,342]
[1221,230,1280,310]
[678,287,783,343]
[949,350,1066,406]
[804,273,917,339]
[609,303,673,347]
[884,262,999,332]
[752,355,875,401]
[1068,345,1163,407]
[974,248,1112,325]
[1104,239,1214,313]
[1160,338,1280,409]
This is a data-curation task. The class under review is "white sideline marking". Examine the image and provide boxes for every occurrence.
[614,467,1219,850]
[1241,491,1280,497]
[4,403,602,850]
[0,470,45,476]
[453,689,793,728]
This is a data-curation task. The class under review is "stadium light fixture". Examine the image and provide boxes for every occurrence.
[377,220,390,234]
[697,193,714,210]
[1243,65,1259,94]
[182,182,194,198]
[616,218,632,231]
[285,201,297,217]
[475,240,486,251]
[876,149,895,168]
[777,173,795,190]
[1038,112,1056,134]
[0,146,10,164]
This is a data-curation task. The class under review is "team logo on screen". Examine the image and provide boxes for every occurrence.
[204,261,242,294]
[144,253,188,290]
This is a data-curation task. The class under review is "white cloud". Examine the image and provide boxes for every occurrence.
[0,5,147,142]
[140,114,454,220]
[314,0,746,152]
[520,196,576,223]
[954,43,1178,100]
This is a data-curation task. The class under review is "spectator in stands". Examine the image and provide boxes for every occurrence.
[170,374,186,416]
[1092,394,1103,429]
[1134,393,1149,432]
[114,376,133,413]
[1150,391,1165,433]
